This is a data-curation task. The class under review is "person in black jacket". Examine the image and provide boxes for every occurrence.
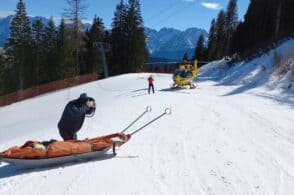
[58,93,96,141]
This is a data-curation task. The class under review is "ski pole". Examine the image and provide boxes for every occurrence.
[130,108,172,136]
[121,106,152,134]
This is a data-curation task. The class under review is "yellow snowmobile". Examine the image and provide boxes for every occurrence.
[172,60,198,89]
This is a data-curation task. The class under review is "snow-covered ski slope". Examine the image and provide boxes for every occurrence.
[0,41,293,195]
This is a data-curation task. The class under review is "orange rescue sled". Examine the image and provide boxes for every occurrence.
[0,107,171,168]
[0,133,130,168]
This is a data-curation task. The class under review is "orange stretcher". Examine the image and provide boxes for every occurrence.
[0,107,171,168]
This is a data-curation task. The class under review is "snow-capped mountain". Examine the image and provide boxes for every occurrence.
[0,15,50,46]
[0,15,91,46]
[0,15,13,46]
[0,15,207,60]
[145,27,208,60]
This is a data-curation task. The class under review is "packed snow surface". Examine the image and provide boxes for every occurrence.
[0,72,293,195]
[0,40,294,195]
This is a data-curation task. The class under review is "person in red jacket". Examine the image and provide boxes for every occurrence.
[147,75,155,94]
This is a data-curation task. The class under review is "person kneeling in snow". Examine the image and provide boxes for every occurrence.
[58,93,96,141]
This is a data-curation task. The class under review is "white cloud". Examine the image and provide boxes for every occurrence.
[200,2,221,10]
[0,11,14,18]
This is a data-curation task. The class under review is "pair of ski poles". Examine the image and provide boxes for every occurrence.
[121,106,172,136]
[111,106,171,155]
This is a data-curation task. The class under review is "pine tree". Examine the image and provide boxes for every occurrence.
[280,0,294,37]
[206,0,238,60]
[84,16,105,74]
[110,0,128,75]
[224,0,238,55]
[207,19,217,60]
[42,17,58,83]
[194,34,205,61]
[56,18,75,78]
[0,53,5,95]
[104,31,111,43]
[215,10,226,59]
[182,52,189,61]
[233,0,277,55]
[64,0,87,76]
[31,19,44,86]
[5,0,33,91]
[125,0,148,73]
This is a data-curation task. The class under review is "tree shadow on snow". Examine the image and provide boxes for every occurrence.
[159,88,193,95]
[159,87,188,92]
[221,67,271,96]
[252,92,294,107]
[159,88,174,92]
[0,153,121,179]
[130,88,148,93]
[221,81,261,96]
[220,82,294,107]
[129,88,150,97]
[131,93,150,98]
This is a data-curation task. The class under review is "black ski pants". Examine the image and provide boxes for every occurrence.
[148,84,155,94]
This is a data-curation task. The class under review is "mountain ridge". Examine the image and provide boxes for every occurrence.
[0,15,208,60]
[145,27,208,60]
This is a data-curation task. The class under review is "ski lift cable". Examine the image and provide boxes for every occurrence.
[148,2,193,28]
[144,0,182,23]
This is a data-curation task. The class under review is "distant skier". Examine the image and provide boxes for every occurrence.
[58,93,96,141]
[147,75,155,94]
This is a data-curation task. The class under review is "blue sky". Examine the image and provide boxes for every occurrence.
[0,0,250,31]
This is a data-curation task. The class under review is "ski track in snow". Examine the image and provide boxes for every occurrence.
[0,73,293,195]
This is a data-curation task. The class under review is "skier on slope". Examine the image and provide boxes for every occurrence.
[147,75,155,94]
[58,93,96,141]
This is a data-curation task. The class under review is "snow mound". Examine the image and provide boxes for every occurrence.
[199,39,294,92]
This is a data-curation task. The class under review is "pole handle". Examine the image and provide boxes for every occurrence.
[165,108,172,115]
[146,106,152,113]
